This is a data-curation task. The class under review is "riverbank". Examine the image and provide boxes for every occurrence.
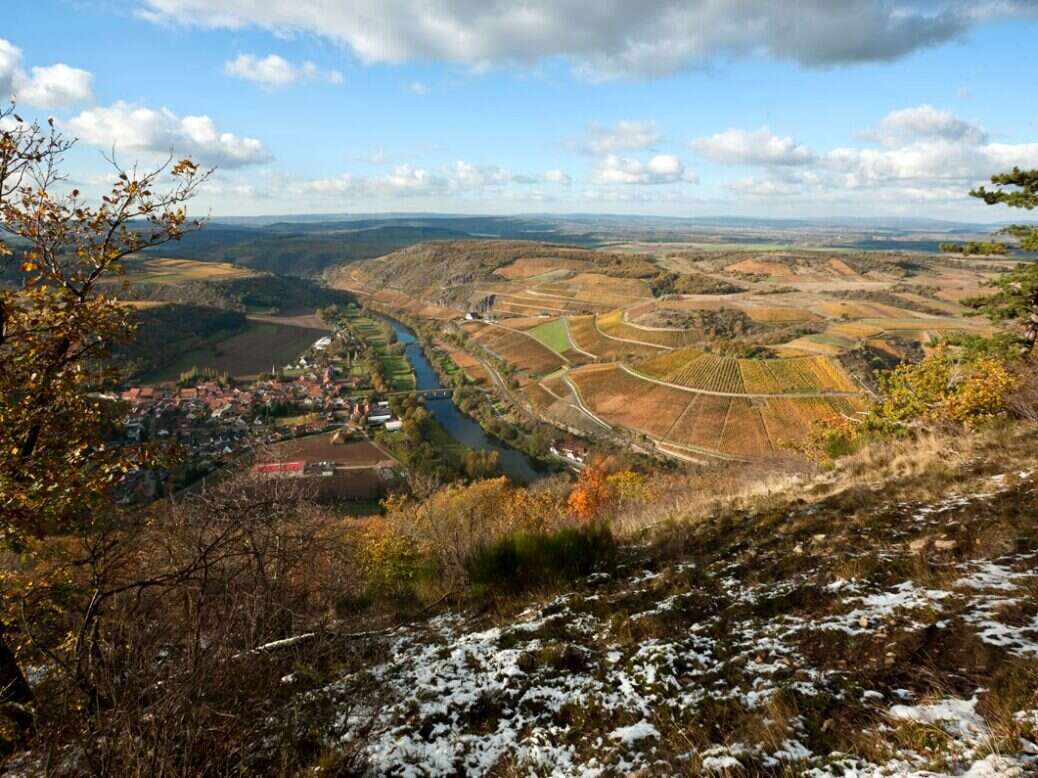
[374,312,548,484]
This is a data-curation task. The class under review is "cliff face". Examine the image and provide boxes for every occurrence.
[313,440,1038,776]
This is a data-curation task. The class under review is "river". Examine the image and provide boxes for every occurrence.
[380,316,544,484]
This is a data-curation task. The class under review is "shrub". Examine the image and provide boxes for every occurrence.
[870,345,1019,431]
[466,524,616,592]
[356,519,434,601]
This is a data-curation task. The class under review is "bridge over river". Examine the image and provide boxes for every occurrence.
[386,387,458,399]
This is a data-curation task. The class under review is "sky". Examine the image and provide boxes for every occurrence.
[3,0,1038,220]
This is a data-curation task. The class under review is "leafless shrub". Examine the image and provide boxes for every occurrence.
[14,474,368,776]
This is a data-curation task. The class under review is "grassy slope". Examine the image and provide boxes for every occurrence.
[528,318,573,355]
[310,426,1038,775]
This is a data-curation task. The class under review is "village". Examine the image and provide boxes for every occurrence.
[114,317,410,505]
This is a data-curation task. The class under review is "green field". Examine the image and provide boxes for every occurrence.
[528,318,572,355]
[381,354,415,391]
[345,313,415,390]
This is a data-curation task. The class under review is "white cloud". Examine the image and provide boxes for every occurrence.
[137,1,1031,79]
[67,101,271,168]
[449,160,515,189]
[0,37,93,108]
[291,159,548,199]
[870,104,987,144]
[593,153,695,185]
[586,120,659,154]
[544,169,572,186]
[0,39,21,100]
[824,139,1038,185]
[408,81,428,95]
[224,53,342,89]
[691,127,814,166]
[716,106,1038,203]
[727,176,802,197]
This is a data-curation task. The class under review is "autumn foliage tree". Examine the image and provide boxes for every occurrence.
[567,463,613,522]
[869,345,1019,431]
[0,102,206,738]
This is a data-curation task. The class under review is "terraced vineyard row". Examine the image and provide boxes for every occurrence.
[596,309,688,348]
[567,316,665,361]
[465,323,566,376]
[740,356,859,393]
[758,396,870,450]
[559,364,872,459]
[521,382,558,411]
[567,366,694,440]
[638,347,859,395]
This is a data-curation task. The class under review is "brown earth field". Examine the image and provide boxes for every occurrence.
[312,469,389,501]
[469,324,566,375]
[569,365,692,439]
[265,437,393,466]
[567,316,667,362]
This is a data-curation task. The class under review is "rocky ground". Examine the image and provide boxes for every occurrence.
[313,457,1038,776]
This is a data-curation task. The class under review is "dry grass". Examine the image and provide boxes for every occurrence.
[122,256,259,283]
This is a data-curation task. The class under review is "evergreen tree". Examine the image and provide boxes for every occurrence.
[944,168,1038,352]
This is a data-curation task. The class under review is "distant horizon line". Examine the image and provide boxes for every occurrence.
[200,211,1030,230]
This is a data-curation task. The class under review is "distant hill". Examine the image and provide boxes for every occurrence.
[109,257,354,313]
[145,217,597,276]
[150,225,474,276]
[329,239,659,304]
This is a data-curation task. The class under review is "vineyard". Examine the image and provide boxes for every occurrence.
[521,382,558,411]
[568,365,693,439]
[718,400,772,458]
[596,309,690,348]
[636,347,859,395]
[758,396,871,450]
[466,324,566,376]
[559,362,873,458]
[499,316,553,331]
[812,301,915,319]
[741,306,818,323]
[567,316,666,361]
[738,356,859,393]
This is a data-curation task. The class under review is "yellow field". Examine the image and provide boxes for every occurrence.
[118,300,170,310]
[122,256,260,283]
[827,322,887,339]
[812,302,917,319]
[742,306,819,323]
[636,347,859,394]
